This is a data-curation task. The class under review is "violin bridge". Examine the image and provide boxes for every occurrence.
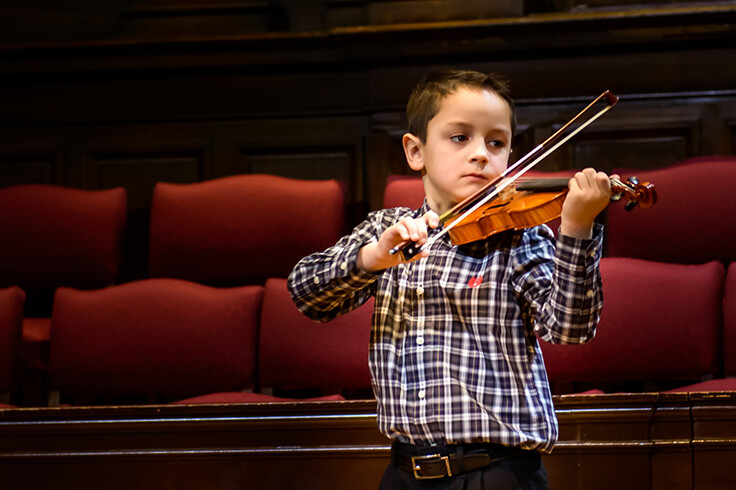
[497,179,516,201]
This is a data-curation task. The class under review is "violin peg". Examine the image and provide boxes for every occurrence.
[624,200,638,212]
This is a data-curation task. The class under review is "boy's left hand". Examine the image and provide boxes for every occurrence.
[559,168,615,239]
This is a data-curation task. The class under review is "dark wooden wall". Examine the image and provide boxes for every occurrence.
[2,0,736,282]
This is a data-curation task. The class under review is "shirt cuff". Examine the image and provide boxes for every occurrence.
[556,223,603,273]
[332,238,383,287]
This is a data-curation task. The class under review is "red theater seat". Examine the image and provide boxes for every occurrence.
[725,262,736,377]
[0,286,25,406]
[175,278,374,404]
[0,185,127,374]
[669,261,736,392]
[171,392,345,404]
[609,156,736,264]
[258,277,373,398]
[49,279,263,404]
[149,174,345,285]
[383,175,424,209]
[541,258,724,391]
[0,185,127,290]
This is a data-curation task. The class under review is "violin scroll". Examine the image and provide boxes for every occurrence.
[610,177,657,211]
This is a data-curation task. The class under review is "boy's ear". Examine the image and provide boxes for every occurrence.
[402,133,425,172]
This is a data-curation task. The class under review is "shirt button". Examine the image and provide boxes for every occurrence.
[340,262,347,271]
[417,286,424,297]
[586,289,595,298]
[417,336,424,345]
[418,390,426,399]
[589,250,597,258]
[313,277,320,284]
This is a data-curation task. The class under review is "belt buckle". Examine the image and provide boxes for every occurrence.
[411,453,452,480]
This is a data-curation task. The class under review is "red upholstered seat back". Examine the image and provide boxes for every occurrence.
[383,175,424,209]
[149,174,345,284]
[49,279,263,398]
[0,185,127,288]
[609,156,736,264]
[259,278,373,393]
[0,286,25,392]
[725,262,736,376]
[541,258,724,383]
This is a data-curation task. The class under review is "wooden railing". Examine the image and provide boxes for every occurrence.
[1,392,734,489]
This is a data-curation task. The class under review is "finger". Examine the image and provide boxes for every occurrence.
[595,171,612,196]
[414,218,429,244]
[423,210,440,229]
[570,171,587,192]
[579,168,599,189]
[568,174,582,193]
[394,219,413,243]
[403,217,431,244]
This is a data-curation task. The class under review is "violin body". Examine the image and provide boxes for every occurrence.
[446,187,567,245]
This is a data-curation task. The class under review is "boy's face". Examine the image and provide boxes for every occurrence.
[404,87,512,215]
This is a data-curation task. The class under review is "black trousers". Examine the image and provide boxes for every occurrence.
[379,443,550,490]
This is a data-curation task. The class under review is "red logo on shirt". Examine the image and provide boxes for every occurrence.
[468,276,483,288]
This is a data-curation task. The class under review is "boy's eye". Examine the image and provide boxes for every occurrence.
[488,140,505,148]
[450,135,468,143]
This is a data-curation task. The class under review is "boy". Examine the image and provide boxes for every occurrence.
[288,70,612,489]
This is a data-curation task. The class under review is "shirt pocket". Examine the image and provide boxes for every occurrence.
[435,247,499,322]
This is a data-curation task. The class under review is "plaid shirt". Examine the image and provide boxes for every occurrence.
[288,202,603,453]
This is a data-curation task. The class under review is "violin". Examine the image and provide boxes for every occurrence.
[443,175,656,246]
[390,90,658,260]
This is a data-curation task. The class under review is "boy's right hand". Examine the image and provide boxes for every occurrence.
[356,211,439,272]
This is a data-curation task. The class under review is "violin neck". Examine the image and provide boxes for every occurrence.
[516,178,569,191]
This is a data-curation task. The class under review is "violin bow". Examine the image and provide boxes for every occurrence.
[390,90,619,260]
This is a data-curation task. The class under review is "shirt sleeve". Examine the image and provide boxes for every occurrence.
[512,224,604,345]
[287,210,389,323]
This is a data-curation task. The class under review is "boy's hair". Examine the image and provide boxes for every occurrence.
[406,69,516,143]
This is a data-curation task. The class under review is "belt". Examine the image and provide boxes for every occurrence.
[393,443,522,480]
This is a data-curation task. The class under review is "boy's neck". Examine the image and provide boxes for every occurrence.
[425,196,454,217]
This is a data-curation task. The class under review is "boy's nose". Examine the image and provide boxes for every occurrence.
[469,143,489,165]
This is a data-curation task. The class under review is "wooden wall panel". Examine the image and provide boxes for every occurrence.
[0,150,62,187]
[569,126,696,173]
[86,148,206,206]
[553,0,720,12]
[121,1,278,38]
[237,147,353,186]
